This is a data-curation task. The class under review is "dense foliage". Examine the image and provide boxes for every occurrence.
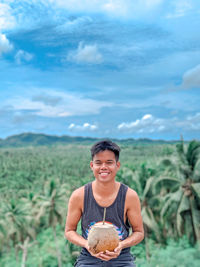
[0,141,200,266]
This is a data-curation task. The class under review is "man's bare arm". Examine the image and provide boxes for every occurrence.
[65,187,115,261]
[120,188,144,249]
[65,187,87,248]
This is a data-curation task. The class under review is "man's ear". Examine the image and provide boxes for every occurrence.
[90,161,93,170]
[116,161,120,169]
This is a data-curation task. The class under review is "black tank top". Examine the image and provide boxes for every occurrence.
[81,182,131,254]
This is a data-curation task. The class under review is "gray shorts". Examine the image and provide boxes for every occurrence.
[74,249,136,267]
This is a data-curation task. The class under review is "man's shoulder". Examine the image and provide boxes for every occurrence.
[125,186,140,201]
[123,186,141,212]
[70,185,85,200]
[120,183,138,197]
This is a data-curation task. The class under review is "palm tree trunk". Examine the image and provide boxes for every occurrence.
[52,226,62,267]
[18,237,29,267]
[21,246,27,267]
[18,237,36,267]
[144,225,150,261]
[14,244,19,262]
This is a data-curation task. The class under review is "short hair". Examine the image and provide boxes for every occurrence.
[90,139,120,161]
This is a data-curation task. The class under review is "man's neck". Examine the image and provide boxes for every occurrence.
[92,180,119,196]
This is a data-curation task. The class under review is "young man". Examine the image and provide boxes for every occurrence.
[65,140,144,266]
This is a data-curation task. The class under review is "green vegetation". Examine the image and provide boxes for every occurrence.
[0,139,200,266]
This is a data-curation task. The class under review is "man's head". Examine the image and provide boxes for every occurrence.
[90,140,120,162]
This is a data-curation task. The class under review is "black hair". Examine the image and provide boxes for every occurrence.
[90,139,120,161]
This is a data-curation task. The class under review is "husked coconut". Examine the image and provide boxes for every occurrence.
[87,222,119,254]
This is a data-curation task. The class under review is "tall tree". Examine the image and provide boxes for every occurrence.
[1,199,35,259]
[36,179,67,267]
[155,140,200,245]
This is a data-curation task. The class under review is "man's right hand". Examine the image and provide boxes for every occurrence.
[85,242,103,259]
[85,242,120,261]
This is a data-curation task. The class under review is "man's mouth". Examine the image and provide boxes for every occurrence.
[99,172,110,177]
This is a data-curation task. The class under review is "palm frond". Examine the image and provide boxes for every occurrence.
[176,193,190,235]
[190,183,200,200]
[142,206,160,240]
[186,140,200,171]
[143,176,155,199]
[189,196,200,242]
[154,176,180,193]
[161,189,183,222]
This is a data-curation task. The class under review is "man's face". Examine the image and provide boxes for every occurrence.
[90,150,120,183]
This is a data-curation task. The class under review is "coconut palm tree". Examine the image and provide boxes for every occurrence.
[154,139,200,245]
[1,198,35,260]
[36,179,67,267]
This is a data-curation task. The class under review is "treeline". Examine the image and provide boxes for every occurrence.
[0,141,200,266]
[0,133,180,148]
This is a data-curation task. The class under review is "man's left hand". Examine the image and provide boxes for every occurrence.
[98,242,122,261]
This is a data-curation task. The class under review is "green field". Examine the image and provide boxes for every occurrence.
[0,141,200,266]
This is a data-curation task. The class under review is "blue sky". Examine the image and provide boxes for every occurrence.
[0,0,200,140]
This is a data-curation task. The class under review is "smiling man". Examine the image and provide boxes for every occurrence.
[65,140,144,266]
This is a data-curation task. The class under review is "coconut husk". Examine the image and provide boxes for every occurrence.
[87,222,119,254]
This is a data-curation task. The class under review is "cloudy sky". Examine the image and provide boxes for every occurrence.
[0,0,200,140]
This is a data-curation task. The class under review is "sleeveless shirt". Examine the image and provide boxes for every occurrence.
[81,182,131,255]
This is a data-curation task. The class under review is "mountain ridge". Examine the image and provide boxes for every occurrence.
[0,132,183,147]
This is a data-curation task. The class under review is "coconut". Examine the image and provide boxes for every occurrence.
[87,222,119,254]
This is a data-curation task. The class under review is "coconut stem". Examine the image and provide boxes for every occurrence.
[103,207,106,225]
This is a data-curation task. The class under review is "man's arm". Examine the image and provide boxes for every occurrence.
[65,187,107,260]
[120,187,144,249]
[65,187,87,248]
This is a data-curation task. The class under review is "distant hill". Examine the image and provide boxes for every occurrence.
[0,133,181,148]
[0,133,98,147]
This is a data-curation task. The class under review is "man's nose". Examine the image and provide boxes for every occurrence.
[101,163,108,168]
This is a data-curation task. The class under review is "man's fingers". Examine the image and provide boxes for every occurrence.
[98,252,116,261]
[88,248,120,261]
[105,250,116,256]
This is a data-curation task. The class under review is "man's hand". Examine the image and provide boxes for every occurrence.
[86,242,123,261]
[85,242,104,260]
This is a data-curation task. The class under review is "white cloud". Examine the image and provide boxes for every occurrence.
[181,64,200,89]
[56,16,92,32]
[69,122,98,131]
[52,0,164,18]
[4,89,113,118]
[0,0,166,34]
[0,33,13,56]
[177,113,200,131]
[166,0,193,19]
[118,114,166,133]
[67,42,103,64]
[118,112,200,134]
[15,50,34,64]
[102,0,130,17]
[0,3,16,30]
[1,0,195,35]
[52,0,127,16]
